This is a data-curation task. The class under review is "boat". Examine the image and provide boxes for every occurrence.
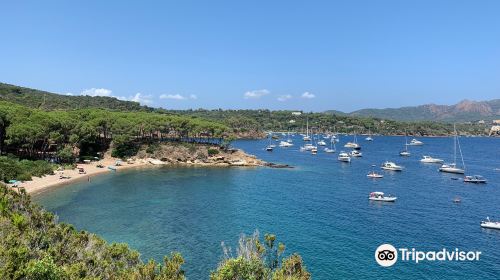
[367,171,384,178]
[350,150,362,157]
[420,156,444,164]
[317,140,327,146]
[303,118,311,141]
[481,217,500,230]
[365,129,374,141]
[381,161,403,171]
[369,192,397,202]
[107,166,117,171]
[300,143,316,151]
[453,197,461,203]
[338,152,351,162]
[464,175,487,184]
[324,138,336,153]
[407,138,423,146]
[279,141,293,147]
[399,132,411,156]
[344,133,361,150]
[266,135,274,151]
[439,124,465,174]
[311,147,318,155]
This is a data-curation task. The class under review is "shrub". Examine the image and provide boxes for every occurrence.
[208,148,219,156]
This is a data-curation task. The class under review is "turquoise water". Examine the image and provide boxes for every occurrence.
[35,136,500,279]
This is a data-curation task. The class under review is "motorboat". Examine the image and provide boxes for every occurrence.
[440,125,466,174]
[369,192,397,202]
[350,150,362,157]
[338,152,351,162]
[367,171,383,178]
[324,148,335,153]
[381,161,403,171]
[279,141,293,147]
[407,138,423,146]
[365,129,374,141]
[464,175,487,184]
[266,146,273,151]
[481,217,500,230]
[420,156,444,164]
[311,147,318,155]
[317,140,327,146]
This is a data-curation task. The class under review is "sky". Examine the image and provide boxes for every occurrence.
[1,0,499,112]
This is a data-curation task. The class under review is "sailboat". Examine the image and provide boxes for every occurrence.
[399,132,411,156]
[344,133,361,150]
[439,124,465,174]
[310,130,318,154]
[303,118,311,141]
[324,137,336,153]
[266,134,274,151]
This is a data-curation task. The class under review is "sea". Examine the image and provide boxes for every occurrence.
[35,135,500,279]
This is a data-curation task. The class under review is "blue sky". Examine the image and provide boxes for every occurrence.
[1,0,499,111]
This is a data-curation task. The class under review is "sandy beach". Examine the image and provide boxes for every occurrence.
[18,157,154,194]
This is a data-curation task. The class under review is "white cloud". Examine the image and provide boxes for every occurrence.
[81,88,113,97]
[131,93,152,104]
[64,92,74,96]
[160,94,186,100]
[244,89,270,99]
[189,94,198,100]
[277,94,292,102]
[301,92,315,99]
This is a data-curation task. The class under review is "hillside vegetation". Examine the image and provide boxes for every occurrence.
[0,83,149,111]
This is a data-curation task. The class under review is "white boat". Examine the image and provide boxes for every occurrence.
[338,152,351,162]
[369,192,397,202]
[367,171,383,178]
[324,139,336,153]
[381,161,403,171]
[400,132,411,156]
[317,140,327,146]
[344,133,361,150]
[350,150,362,157]
[420,156,444,164]
[439,163,464,174]
[481,217,500,230]
[439,124,466,174]
[311,147,318,155]
[407,138,424,146]
[300,144,316,151]
[464,175,487,184]
[365,129,374,141]
[279,141,293,147]
[266,135,274,151]
[303,118,311,141]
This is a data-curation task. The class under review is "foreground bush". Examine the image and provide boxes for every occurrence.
[211,231,311,280]
[0,157,55,183]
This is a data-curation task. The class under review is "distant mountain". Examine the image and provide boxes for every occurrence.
[0,82,151,111]
[331,99,500,122]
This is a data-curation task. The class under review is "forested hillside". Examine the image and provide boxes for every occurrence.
[0,83,150,111]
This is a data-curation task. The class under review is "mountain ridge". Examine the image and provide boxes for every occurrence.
[327,99,500,122]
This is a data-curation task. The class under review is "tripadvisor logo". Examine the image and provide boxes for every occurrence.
[375,244,482,267]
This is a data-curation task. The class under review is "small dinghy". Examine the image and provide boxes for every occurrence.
[464,175,487,183]
[481,217,500,230]
[367,171,384,178]
[369,192,397,202]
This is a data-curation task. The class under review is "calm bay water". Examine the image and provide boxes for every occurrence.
[35,136,500,279]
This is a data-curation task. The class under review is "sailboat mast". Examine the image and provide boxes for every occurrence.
[453,124,457,165]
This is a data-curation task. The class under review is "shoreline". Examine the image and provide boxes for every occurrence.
[19,148,266,195]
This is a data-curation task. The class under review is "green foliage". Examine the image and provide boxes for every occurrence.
[208,148,220,156]
[0,156,54,182]
[211,231,310,280]
[24,255,67,280]
[56,146,74,163]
